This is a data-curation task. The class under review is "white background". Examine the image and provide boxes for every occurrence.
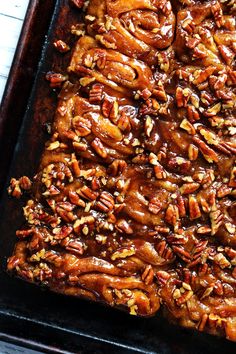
[0,0,30,102]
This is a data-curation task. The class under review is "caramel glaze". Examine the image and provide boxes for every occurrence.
[7,0,236,341]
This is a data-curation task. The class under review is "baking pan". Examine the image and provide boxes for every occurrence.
[0,1,236,353]
[0,0,55,195]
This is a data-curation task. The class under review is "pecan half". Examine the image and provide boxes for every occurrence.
[91,138,108,159]
[45,72,68,88]
[53,40,70,53]
[96,191,115,213]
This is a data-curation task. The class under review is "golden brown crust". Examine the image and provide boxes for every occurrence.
[7,0,236,341]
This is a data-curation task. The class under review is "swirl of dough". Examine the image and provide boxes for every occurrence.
[69,36,155,95]
[87,0,175,64]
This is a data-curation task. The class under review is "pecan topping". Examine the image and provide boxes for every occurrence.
[187,106,200,122]
[78,186,98,201]
[115,219,133,234]
[165,204,179,226]
[107,160,127,176]
[53,40,70,53]
[141,265,154,285]
[96,191,114,212]
[180,182,200,195]
[72,116,92,136]
[117,112,131,132]
[111,246,135,261]
[91,138,108,159]
[7,0,236,341]
[176,87,191,107]
[69,0,85,8]
[189,195,201,220]
[46,72,68,88]
[193,137,219,163]
[8,176,32,198]
[148,197,162,215]
[89,83,103,103]
[102,97,118,120]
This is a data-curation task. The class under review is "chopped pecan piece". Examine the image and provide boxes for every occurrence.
[165,204,179,226]
[148,197,162,215]
[176,87,191,107]
[180,118,195,135]
[8,176,32,198]
[211,2,224,27]
[46,72,68,88]
[115,219,133,234]
[218,45,235,65]
[188,144,199,161]
[91,138,108,159]
[180,182,200,194]
[142,265,154,285]
[78,186,98,201]
[229,167,236,187]
[187,106,200,122]
[108,160,127,176]
[89,83,103,103]
[193,137,219,163]
[53,40,70,53]
[117,112,131,132]
[189,196,201,219]
[102,97,118,120]
[68,191,86,207]
[69,0,85,8]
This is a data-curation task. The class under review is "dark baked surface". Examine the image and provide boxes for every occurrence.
[7,0,236,341]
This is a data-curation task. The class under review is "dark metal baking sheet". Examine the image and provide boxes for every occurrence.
[0,1,236,353]
[0,0,55,195]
